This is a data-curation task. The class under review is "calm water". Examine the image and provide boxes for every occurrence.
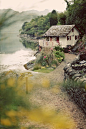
[0,33,36,72]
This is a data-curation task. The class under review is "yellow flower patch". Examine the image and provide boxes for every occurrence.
[1,118,12,126]
[7,78,15,87]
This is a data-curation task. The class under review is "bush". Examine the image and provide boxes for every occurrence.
[58,58,62,63]
[35,53,44,64]
[0,74,31,128]
[62,79,85,90]
[51,60,58,67]
[33,64,41,70]
[54,46,64,52]
[42,61,47,66]
[34,47,65,70]
[54,50,65,63]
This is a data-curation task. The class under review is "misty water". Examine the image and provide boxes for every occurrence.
[0,33,36,73]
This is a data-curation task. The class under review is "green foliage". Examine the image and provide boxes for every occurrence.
[54,46,64,52]
[65,0,86,36]
[33,47,64,71]
[42,61,47,66]
[19,0,86,37]
[62,79,85,90]
[58,12,66,25]
[21,13,51,37]
[0,74,31,128]
[54,46,65,63]
[33,64,41,70]
[34,68,54,73]
[51,60,58,68]
[51,60,58,66]
[50,10,58,27]
[55,51,64,62]
[20,38,38,50]
[35,53,44,64]
[64,0,70,10]
[22,22,28,30]
[20,1,86,37]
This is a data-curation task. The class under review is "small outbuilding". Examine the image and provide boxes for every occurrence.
[39,25,81,48]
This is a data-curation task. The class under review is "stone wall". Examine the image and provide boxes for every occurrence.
[64,53,86,82]
[63,53,86,114]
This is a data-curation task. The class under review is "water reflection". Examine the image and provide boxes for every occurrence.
[0,33,27,54]
[20,37,38,50]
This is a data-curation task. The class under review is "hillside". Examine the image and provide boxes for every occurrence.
[0,9,49,34]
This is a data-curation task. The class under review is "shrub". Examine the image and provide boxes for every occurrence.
[51,60,58,67]
[33,64,41,70]
[35,53,44,64]
[62,79,85,90]
[42,61,47,66]
[54,46,64,52]
[58,58,62,63]
[34,47,65,70]
[54,50,65,63]
[0,74,31,128]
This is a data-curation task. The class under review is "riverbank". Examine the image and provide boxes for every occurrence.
[0,49,36,73]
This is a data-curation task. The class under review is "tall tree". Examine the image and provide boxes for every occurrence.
[65,0,86,36]
[58,12,66,25]
[50,10,58,27]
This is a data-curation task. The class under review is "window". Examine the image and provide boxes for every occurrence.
[50,37,52,41]
[67,36,71,40]
[75,35,79,40]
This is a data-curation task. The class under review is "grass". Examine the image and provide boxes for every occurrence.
[0,71,33,128]
[33,68,54,73]
[62,79,85,90]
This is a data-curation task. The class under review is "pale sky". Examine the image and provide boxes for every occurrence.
[0,0,66,12]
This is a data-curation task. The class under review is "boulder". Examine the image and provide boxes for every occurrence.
[24,59,35,70]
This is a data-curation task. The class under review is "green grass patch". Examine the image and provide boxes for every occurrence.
[33,68,54,73]
[62,79,85,90]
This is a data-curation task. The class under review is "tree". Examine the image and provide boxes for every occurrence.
[20,13,50,37]
[64,0,70,10]
[65,0,86,36]
[58,12,66,25]
[22,22,28,30]
[50,10,58,27]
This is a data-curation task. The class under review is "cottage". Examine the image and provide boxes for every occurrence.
[39,25,80,48]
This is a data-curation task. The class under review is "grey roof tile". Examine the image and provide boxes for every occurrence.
[44,25,75,37]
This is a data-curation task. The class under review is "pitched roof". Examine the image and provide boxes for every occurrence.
[44,25,75,37]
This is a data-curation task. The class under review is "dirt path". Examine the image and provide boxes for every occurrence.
[27,53,86,129]
[45,53,77,83]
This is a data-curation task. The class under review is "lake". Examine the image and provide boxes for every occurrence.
[0,33,36,73]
